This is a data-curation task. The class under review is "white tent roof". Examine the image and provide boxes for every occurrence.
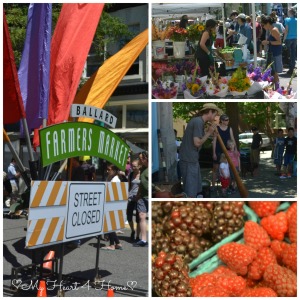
[152,3,224,19]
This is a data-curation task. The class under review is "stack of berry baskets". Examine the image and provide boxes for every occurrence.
[188,201,296,297]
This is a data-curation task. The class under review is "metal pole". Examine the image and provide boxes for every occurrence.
[57,243,65,297]
[94,235,101,283]
[252,3,257,68]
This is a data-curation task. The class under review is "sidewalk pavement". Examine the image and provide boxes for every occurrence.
[203,150,297,198]
[3,219,148,297]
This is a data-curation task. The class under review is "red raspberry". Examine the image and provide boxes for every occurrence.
[264,264,297,297]
[286,202,297,221]
[193,286,230,297]
[240,287,277,297]
[211,266,237,277]
[249,201,280,217]
[217,242,257,275]
[270,240,288,264]
[282,243,297,273]
[189,273,216,290]
[215,274,247,296]
[248,247,277,280]
[260,212,288,240]
[244,220,271,250]
[288,209,297,243]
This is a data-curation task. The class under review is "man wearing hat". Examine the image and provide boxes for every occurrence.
[227,10,239,45]
[229,13,252,49]
[179,103,222,198]
[250,127,263,171]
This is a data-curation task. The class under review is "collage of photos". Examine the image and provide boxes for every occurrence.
[2,2,297,299]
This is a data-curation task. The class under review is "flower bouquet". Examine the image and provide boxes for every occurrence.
[152,62,177,81]
[206,69,229,98]
[187,23,205,42]
[166,26,188,42]
[247,63,273,95]
[152,80,179,99]
[182,63,206,99]
[152,22,169,41]
[228,67,251,96]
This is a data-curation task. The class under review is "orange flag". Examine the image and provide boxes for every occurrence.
[47,4,104,125]
[74,29,148,123]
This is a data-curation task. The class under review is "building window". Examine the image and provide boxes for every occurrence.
[105,102,148,129]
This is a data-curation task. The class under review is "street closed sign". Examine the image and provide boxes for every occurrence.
[25,181,128,249]
[66,183,106,239]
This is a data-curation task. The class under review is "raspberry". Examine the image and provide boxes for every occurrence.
[260,212,288,240]
[264,264,297,297]
[249,201,280,217]
[193,286,230,297]
[244,221,271,250]
[248,247,277,280]
[240,287,277,297]
[270,240,288,264]
[215,274,247,296]
[286,202,297,221]
[288,209,297,243]
[211,266,237,277]
[282,243,297,273]
[217,242,257,275]
[191,268,246,296]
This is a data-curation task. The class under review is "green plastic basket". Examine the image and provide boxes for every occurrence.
[189,202,291,278]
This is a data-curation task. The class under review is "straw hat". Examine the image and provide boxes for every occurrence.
[199,103,223,115]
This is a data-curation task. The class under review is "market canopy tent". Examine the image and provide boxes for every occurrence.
[152,3,223,19]
[152,3,258,66]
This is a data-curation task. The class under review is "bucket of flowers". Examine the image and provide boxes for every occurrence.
[247,63,274,96]
[228,66,251,97]
[264,68,297,99]
[152,79,179,99]
[206,68,229,98]
[152,62,177,82]
[182,63,206,99]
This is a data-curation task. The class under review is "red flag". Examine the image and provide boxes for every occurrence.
[47,4,104,125]
[3,12,26,124]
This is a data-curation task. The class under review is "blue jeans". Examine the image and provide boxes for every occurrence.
[285,39,297,71]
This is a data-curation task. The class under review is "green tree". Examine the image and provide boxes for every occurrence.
[173,102,282,139]
[4,4,133,67]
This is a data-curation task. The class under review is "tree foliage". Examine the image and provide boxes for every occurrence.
[4,4,133,67]
[173,102,282,137]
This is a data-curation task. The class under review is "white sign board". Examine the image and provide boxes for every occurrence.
[71,104,117,128]
[65,182,106,239]
[25,181,128,249]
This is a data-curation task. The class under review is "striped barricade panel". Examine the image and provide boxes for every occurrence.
[103,182,128,233]
[26,181,68,248]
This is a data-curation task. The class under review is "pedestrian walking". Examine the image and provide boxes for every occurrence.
[250,127,263,172]
[273,129,285,175]
[280,127,297,178]
[179,103,222,197]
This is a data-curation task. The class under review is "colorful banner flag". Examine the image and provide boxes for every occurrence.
[3,12,26,125]
[74,29,148,123]
[18,4,52,132]
[47,3,104,126]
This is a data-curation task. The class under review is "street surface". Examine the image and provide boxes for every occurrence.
[203,150,297,198]
[3,220,149,297]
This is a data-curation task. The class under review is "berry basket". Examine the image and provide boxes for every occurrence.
[189,202,291,278]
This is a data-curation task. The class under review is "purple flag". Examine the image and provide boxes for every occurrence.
[18,4,52,132]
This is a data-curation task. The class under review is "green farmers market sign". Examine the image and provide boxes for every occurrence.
[39,122,130,170]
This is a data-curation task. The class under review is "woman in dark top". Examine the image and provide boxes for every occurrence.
[261,15,283,89]
[195,19,218,76]
[211,114,237,190]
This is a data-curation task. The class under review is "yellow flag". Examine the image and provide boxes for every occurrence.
[74,29,148,123]
[3,129,10,143]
